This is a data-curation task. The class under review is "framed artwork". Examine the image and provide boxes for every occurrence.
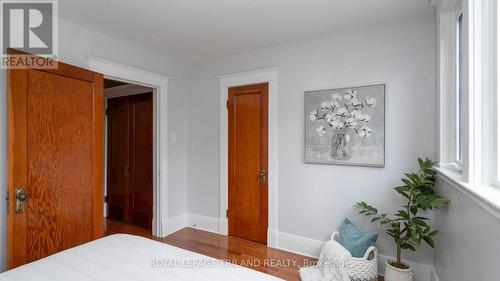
[304,84,385,167]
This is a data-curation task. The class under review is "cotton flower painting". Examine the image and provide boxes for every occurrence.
[304,84,385,167]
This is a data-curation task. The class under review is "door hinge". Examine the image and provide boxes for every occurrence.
[226,100,229,109]
[226,209,228,218]
[104,195,108,203]
[5,191,9,213]
[105,108,110,115]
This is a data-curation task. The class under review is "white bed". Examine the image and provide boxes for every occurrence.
[0,234,283,281]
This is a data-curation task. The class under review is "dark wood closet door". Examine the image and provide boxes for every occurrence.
[107,92,153,230]
[129,94,153,229]
[107,98,131,222]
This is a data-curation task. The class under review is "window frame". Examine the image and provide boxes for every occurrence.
[464,0,497,187]
[496,0,500,187]
[438,6,464,173]
[456,12,465,167]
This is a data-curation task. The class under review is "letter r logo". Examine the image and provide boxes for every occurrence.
[1,1,56,55]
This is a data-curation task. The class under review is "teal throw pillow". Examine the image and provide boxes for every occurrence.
[339,218,378,259]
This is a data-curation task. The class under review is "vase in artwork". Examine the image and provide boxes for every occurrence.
[331,130,352,160]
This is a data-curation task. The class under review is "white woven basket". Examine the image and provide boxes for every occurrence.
[331,231,378,281]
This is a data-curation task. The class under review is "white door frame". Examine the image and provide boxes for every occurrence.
[218,68,278,247]
[87,56,170,237]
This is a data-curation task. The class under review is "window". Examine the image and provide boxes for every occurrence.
[456,13,464,165]
[437,11,464,171]
[438,0,499,187]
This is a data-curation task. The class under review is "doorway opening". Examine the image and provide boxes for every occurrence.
[88,56,170,238]
[104,79,155,233]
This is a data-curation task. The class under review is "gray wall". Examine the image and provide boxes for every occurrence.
[0,17,189,270]
[186,16,437,265]
[433,179,500,281]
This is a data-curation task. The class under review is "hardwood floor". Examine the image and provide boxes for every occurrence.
[105,218,383,281]
[105,218,155,239]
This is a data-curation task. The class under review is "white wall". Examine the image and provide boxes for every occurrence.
[59,19,189,222]
[0,18,189,270]
[433,179,500,281]
[186,16,437,265]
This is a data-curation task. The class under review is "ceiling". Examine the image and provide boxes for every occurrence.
[59,0,434,62]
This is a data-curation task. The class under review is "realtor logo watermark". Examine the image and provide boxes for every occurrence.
[1,0,58,68]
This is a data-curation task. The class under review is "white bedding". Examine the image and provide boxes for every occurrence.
[0,234,283,281]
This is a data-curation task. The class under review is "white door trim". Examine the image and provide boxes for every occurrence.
[87,56,170,237]
[218,68,278,247]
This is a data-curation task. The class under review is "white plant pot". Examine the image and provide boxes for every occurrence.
[384,260,413,281]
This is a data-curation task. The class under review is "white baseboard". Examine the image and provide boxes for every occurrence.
[187,213,219,233]
[165,213,220,235]
[275,231,323,258]
[163,213,188,236]
[431,267,440,281]
[218,217,228,235]
[267,228,278,247]
[164,213,438,281]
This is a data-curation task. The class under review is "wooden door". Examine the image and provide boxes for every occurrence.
[107,97,130,223]
[7,50,104,268]
[107,93,153,230]
[228,83,268,244]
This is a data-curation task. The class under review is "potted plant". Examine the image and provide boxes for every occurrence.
[355,158,450,281]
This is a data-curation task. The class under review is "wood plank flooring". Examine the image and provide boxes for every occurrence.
[105,218,383,281]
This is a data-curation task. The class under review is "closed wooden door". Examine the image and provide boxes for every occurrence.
[228,83,268,244]
[107,93,153,230]
[7,50,104,268]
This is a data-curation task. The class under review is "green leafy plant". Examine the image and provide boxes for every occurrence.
[355,158,450,269]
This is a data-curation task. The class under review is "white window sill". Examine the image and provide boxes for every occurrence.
[435,166,500,220]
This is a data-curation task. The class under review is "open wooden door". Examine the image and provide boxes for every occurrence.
[7,50,104,268]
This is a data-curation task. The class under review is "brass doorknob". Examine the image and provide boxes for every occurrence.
[16,189,28,201]
[15,188,28,214]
